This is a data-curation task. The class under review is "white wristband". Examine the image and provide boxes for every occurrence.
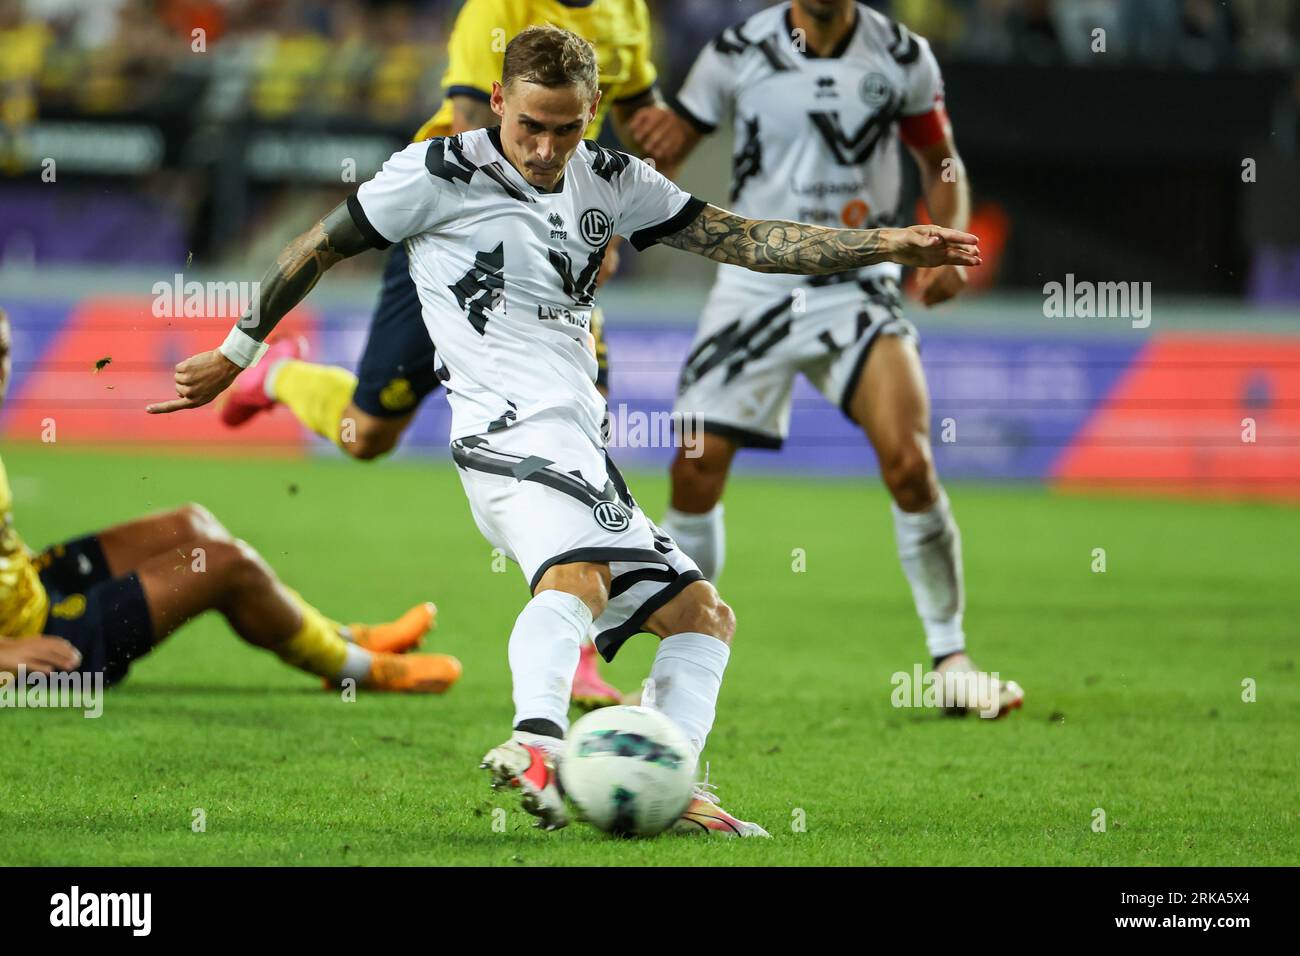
[218,326,270,369]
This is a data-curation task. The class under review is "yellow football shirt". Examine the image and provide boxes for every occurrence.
[413,0,656,142]
[0,455,49,638]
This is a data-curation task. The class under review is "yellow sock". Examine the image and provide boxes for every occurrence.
[284,586,348,637]
[272,360,357,449]
[274,593,351,679]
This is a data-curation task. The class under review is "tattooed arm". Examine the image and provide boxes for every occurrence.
[147,202,372,414]
[659,204,981,274]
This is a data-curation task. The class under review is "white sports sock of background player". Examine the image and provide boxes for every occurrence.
[891,488,966,659]
[508,589,590,735]
[659,504,726,582]
[647,632,730,764]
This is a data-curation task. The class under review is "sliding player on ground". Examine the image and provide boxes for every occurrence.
[150,27,980,835]
[0,310,459,693]
[632,0,1023,716]
[219,0,677,711]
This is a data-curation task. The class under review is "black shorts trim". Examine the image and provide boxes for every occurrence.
[669,97,717,136]
[529,547,671,595]
[699,420,784,451]
[608,566,677,600]
[353,243,440,419]
[630,195,707,251]
[346,194,392,250]
[446,85,492,103]
[595,569,705,661]
[839,320,918,425]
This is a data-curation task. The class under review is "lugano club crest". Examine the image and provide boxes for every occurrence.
[580,208,612,246]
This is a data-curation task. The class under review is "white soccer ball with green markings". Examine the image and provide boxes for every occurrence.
[559,705,697,837]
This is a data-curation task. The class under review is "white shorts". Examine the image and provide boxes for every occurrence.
[673,275,918,449]
[451,414,703,660]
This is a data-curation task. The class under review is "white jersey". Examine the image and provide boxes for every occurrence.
[349,127,704,446]
[675,1,944,302]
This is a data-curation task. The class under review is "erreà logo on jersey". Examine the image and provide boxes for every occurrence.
[548,212,567,240]
[592,500,630,533]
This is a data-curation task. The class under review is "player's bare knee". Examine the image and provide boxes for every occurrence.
[178,503,232,544]
[535,562,610,620]
[222,539,274,591]
[882,443,937,512]
[345,424,399,461]
[670,450,725,511]
[706,595,737,644]
[652,582,734,644]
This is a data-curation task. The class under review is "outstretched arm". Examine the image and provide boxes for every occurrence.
[658,204,981,274]
[147,202,372,414]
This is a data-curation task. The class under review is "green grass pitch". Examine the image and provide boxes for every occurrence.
[1,445,1296,866]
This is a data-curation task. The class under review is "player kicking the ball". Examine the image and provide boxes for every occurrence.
[632,0,1023,717]
[150,27,980,835]
[215,0,677,713]
[0,309,459,693]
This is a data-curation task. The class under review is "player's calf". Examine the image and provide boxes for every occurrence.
[662,439,735,582]
[640,581,735,762]
[340,406,409,461]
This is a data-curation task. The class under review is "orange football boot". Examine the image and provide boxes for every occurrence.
[349,602,436,654]
[363,651,462,694]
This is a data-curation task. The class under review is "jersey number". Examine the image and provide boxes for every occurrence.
[448,243,505,335]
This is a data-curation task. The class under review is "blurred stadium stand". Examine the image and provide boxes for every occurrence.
[1,1,1297,495]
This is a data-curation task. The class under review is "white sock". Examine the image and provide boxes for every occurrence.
[891,488,966,659]
[508,589,591,734]
[648,632,730,765]
[660,505,726,581]
[262,358,290,400]
[338,643,372,683]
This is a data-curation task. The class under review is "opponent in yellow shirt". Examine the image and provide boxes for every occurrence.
[414,0,657,143]
[0,307,457,691]
[0,454,49,638]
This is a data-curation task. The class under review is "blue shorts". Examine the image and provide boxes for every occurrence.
[352,243,442,419]
[34,535,154,687]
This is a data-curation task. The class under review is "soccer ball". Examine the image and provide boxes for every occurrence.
[559,705,697,838]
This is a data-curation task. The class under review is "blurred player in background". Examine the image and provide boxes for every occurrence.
[0,308,459,693]
[218,0,682,711]
[633,0,1023,716]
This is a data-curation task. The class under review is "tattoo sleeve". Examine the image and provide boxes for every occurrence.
[659,204,890,274]
[240,202,374,342]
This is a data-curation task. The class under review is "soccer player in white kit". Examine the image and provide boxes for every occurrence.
[632,0,1024,718]
[150,25,982,835]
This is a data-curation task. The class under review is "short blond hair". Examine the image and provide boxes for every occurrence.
[502,25,599,101]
